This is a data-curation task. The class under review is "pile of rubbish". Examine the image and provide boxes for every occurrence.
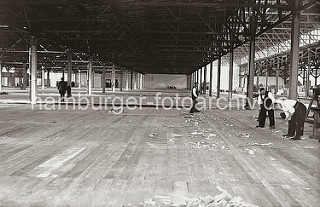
[140,186,259,207]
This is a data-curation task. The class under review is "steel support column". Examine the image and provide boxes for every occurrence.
[130,71,133,90]
[112,65,116,92]
[276,68,279,94]
[289,0,301,99]
[87,57,93,95]
[29,36,37,104]
[306,49,311,97]
[0,61,2,91]
[120,68,123,91]
[217,57,222,98]
[18,71,22,86]
[126,70,129,91]
[67,51,72,85]
[41,68,45,89]
[78,70,81,88]
[209,62,213,96]
[47,69,50,87]
[23,63,27,90]
[140,73,143,89]
[257,72,260,89]
[203,66,207,95]
[102,65,106,93]
[200,68,203,94]
[266,69,269,89]
[247,14,256,106]
[228,49,234,101]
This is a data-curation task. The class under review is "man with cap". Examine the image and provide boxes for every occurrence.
[274,99,307,140]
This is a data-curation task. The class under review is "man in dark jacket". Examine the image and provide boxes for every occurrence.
[190,82,200,113]
[256,88,275,129]
[58,77,68,101]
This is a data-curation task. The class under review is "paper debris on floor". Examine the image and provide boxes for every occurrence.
[141,185,259,207]
[239,132,252,138]
[148,133,157,137]
[239,142,274,147]
[245,148,256,155]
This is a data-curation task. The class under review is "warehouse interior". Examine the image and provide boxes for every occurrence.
[0,0,319,206]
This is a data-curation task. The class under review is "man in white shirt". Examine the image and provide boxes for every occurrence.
[256,88,276,129]
[190,82,200,113]
[274,99,307,140]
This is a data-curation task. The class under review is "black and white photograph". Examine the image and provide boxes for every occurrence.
[0,0,319,206]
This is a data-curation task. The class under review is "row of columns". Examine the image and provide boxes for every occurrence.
[19,36,144,103]
[190,55,223,99]
[190,3,301,103]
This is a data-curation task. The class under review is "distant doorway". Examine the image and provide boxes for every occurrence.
[106,79,119,88]
[106,79,111,88]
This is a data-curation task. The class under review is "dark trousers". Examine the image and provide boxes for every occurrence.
[190,97,198,113]
[288,102,306,137]
[258,104,275,127]
[59,90,66,101]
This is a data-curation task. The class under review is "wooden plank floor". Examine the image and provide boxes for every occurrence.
[0,103,319,206]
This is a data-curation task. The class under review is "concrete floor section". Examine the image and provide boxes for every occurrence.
[0,89,319,206]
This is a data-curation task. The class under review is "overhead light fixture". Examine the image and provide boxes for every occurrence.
[0,25,8,28]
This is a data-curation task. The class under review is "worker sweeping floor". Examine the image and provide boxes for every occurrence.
[0,104,318,206]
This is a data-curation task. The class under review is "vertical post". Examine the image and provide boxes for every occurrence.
[47,69,50,87]
[217,57,222,98]
[19,71,22,86]
[265,68,269,89]
[194,70,199,83]
[209,62,213,96]
[62,68,65,79]
[41,67,45,89]
[92,70,95,88]
[78,70,81,89]
[102,64,106,93]
[191,72,194,86]
[120,68,123,91]
[306,49,311,97]
[29,36,37,104]
[140,73,143,89]
[289,0,301,99]
[134,72,137,89]
[0,61,2,91]
[247,11,256,107]
[204,66,207,95]
[23,63,27,89]
[67,50,72,85]
[276,68,279,94]
[228,49,234,101]
[195,70,198,84]
[130,71,133,90]
[256,71,260,89]
[112,65,116,92]
[238,69,242,89]
[87,57,93,95]
[200,68,203,93]
[126,70,129,91]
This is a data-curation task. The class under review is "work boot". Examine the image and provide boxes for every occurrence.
[290,136,301,140]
